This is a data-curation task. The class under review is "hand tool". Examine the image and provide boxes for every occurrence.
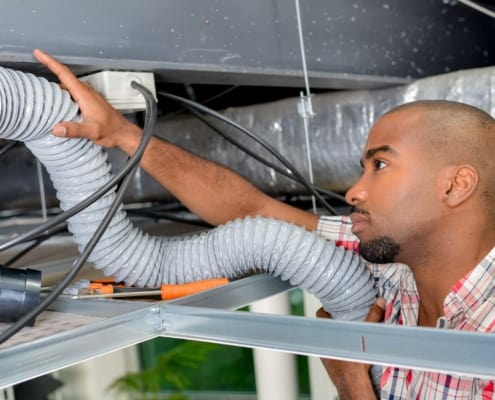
[61,277,229,300]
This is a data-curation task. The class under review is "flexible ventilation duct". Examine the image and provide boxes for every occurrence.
[0,67,376,320]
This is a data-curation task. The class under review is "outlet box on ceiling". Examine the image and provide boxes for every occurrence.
[79,70,157,113]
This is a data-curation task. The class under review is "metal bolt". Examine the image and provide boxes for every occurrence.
[161,320,171,330]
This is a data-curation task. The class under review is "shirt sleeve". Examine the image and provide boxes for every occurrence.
[316,215,360,252]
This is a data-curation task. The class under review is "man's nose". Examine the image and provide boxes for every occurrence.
[345,180,368,205]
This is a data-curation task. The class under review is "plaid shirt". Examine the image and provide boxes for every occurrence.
[317,215,495,399]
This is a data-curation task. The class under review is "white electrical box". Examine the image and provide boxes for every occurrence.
[79,71,157,113]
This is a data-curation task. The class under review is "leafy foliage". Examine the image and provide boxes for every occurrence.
[108,341,219,399]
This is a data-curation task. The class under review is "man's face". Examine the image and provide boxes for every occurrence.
[345,110,443,264]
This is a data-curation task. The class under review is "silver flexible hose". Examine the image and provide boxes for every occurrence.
[0,67,377,320]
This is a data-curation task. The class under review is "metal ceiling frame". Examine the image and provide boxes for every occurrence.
[1,274,494,390]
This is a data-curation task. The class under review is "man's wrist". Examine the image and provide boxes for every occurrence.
[118,123,144,155]
[321,358,376,399]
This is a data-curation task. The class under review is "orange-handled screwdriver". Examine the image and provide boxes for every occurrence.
[159,278,229,300]
[70,277,229,300]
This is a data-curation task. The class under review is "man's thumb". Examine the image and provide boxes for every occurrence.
[365,297,385,323]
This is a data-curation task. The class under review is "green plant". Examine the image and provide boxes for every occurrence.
[108,340,219,400]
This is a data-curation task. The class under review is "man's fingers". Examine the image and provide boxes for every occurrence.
[33,49,88,102]
[316,307,332,319]
[364,297,385,323]
[316,299,384,323]
[52,121,99,141]
[52,122,84,139]
[52,124,68,137]
[33,49,75,82]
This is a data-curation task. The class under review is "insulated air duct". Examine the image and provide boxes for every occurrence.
[0,67,376,320]
[2,65,495,208]
[145,65,495,202]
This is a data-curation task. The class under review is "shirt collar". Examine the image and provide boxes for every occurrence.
[443,244,495,322]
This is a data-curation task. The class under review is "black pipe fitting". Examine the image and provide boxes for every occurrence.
[0,266,41,326]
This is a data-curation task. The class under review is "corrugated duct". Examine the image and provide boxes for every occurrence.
[0,66,377,321]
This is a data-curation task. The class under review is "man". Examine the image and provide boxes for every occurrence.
[33,49,495,399]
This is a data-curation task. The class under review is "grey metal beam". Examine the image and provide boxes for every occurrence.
[1,53,409,91]
[0,305,160,389]
[2,274,494,389]
[158,304,495,380]
[0,274,288,389]
[49,295,153,318]
[169,274,292,309]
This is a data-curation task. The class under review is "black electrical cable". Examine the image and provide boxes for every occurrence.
[124,201,213,226]
[0,208,62,220]
[2,225,68,267]
[0,89,156,254]
[137,201,187,213]
[161,85,239,121]
[158,91,339,215]
[0,140,18,158]
[0,81,157,344]
[183,104,347,205]
[127,208,212,228]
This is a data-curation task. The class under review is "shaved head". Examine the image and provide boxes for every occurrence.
[385,100,495,211]
[348,100,495,264]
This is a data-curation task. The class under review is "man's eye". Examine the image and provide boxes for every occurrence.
[374,160,387,170]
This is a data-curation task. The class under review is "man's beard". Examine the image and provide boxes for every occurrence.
[359,235,401,264]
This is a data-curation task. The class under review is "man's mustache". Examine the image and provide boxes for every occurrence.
[350,206,369,215]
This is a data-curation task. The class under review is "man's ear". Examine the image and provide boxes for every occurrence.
[441,164,479,207]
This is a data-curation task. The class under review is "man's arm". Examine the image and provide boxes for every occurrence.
[316,299,385,400]
[33,49,319,228]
